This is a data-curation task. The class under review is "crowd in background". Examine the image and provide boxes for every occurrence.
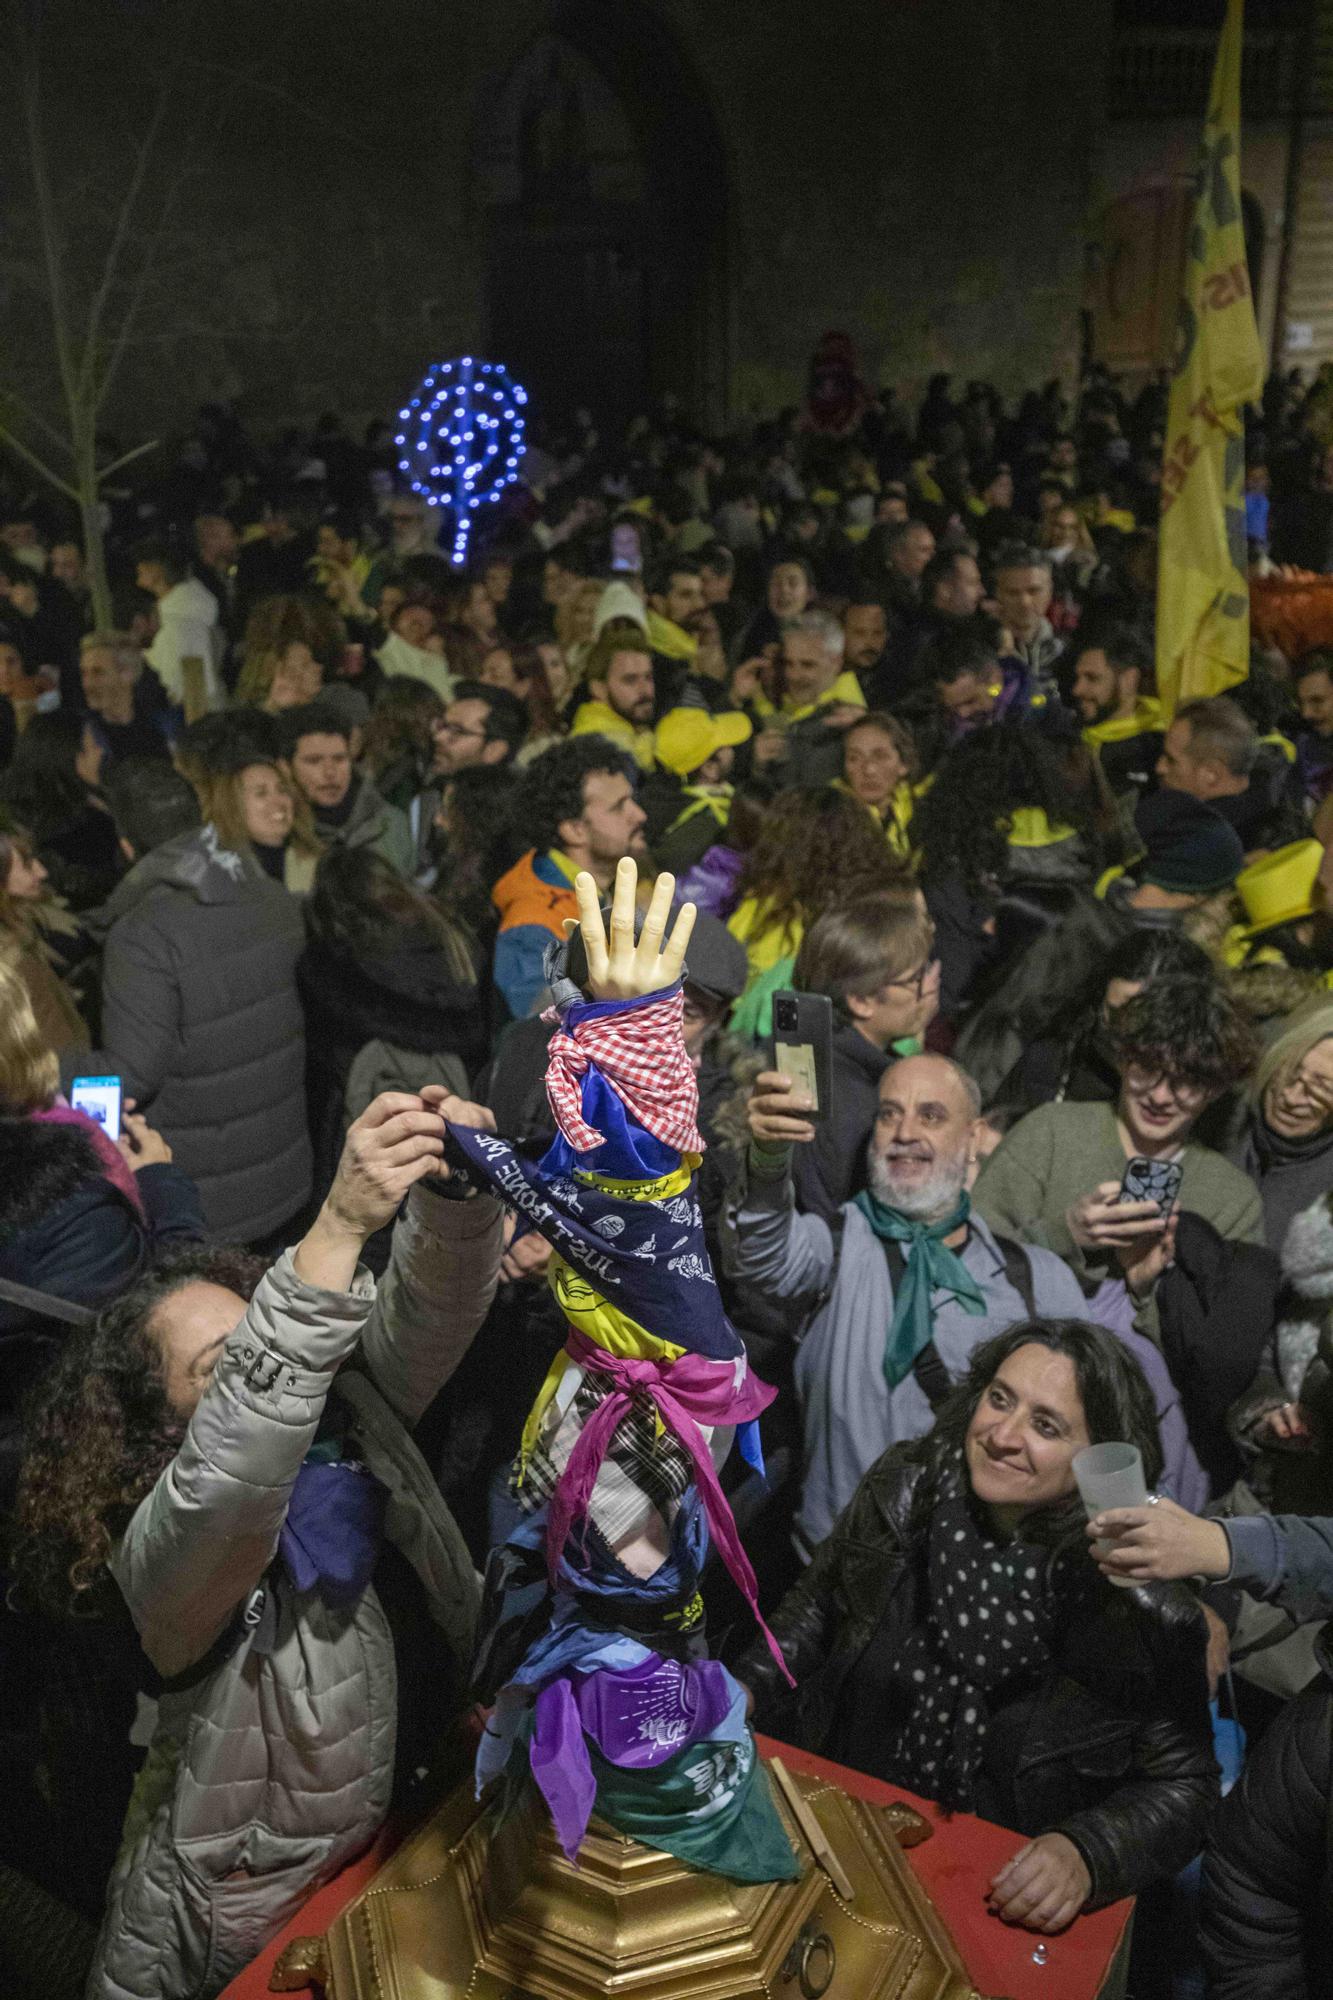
[8,344,1333,1996]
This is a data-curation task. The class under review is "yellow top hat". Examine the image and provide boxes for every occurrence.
[1236,839,1325,939]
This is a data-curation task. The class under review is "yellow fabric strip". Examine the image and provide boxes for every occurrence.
[574,1159,700,1202]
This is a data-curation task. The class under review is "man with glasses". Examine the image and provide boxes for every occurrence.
[430,680,527,779]
[785,891,943,1220]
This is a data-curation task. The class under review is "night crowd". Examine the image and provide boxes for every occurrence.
[8,349,1333,1998]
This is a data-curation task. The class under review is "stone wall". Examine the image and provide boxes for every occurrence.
[0,0,1114,448]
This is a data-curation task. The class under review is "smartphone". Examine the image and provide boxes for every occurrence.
[772,990,833,1124]
[1119,1154,1183,1221]
[70,1074,123,1143]
[609,521,643,573]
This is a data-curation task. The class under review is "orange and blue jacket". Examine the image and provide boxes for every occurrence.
[492,848,580,1018]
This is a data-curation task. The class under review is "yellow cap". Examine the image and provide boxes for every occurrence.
[654,706,752,777]
[1236,839,1325,939]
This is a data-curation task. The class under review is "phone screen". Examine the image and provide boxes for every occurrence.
[70,1075,123,1143]
[610,522,643,573]
[774,1040,820,1111]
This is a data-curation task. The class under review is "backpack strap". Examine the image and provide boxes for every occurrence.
[0,1275,95,1329]
[992,1231,1038,1321]
[878,1236,954,1411]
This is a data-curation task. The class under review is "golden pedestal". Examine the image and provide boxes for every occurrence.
[274,1759,994,2000]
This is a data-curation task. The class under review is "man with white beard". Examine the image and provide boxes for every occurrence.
[723,1053,1086,1558]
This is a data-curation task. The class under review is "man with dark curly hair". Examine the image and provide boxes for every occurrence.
[491,735,647,1018]
[974,976,1264,1338]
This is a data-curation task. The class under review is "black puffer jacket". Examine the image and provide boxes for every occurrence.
[0,1116,204,1338]
[737,1449,1218,1908]
[298,924,486,1192]
[87,826,311,1243]
[1200,1629,1333,1998]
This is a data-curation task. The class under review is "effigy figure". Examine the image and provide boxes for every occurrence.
[444,857,797,1882]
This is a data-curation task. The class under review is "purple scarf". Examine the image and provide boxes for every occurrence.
[531,1652,737,1861]
[278,1459,386,1605]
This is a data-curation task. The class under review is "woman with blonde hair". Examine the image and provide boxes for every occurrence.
[1231,994,1333,1252]
[195,753,321,894]
[0,954,203,1340]
[0,813,90,1057]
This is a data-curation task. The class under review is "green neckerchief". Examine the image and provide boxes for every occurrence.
[853,1189,986,1388]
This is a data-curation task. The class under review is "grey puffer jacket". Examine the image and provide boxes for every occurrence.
[90,824,312,1242]
[88,1179,502,2000]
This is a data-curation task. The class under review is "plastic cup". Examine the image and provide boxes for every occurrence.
[1073,1443,1147,1586]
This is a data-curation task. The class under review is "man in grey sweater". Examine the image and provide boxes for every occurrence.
[721,1053,1086,1557]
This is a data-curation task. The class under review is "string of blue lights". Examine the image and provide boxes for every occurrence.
[395,357,528,567]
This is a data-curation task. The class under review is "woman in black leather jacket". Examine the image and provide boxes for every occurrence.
[738,1318,1218,1935]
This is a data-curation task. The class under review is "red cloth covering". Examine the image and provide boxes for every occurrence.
[220,1739,1132,2000]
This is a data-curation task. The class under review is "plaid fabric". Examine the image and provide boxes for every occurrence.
[515,1363,694,1546]
[544,987,705,1156]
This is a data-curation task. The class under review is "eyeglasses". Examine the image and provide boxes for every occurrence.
[435,721,486,743]
[885,956,939,1001]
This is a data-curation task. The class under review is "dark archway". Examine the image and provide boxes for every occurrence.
[473,2,728,430]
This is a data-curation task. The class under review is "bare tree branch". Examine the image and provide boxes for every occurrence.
[83,1,201,407]
[0,420,79,501]
[96,437,160,480]
[19,40,80,423]
[0,382,72,456]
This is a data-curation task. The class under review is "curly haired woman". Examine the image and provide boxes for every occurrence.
[13,1089,503,2000]
[726,785,909,1039]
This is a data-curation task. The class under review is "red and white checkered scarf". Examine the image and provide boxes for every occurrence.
[543,987,705,1156]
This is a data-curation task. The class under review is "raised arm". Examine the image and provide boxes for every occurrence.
[358,1088,504,1427]
[113,1093,449,1675]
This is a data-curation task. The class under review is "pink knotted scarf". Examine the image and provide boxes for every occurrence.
[546,1328,793,1684]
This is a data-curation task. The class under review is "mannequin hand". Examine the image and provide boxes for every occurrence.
[571,857,695,1000]
[987,1833,1091,1933]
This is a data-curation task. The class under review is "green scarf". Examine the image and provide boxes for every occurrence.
[853,1189,986,1388]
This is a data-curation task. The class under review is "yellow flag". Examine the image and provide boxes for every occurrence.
[1155,0,1264,722]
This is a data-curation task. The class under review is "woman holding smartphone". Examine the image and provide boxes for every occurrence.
[0,957,203,1342]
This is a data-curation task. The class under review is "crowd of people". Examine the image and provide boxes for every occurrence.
[7,353,1333,1997]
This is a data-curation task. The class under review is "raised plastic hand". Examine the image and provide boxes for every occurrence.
[573,856,696,1001]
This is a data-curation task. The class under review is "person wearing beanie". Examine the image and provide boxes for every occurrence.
[1097,787,1245,927]
[641,706,753,877]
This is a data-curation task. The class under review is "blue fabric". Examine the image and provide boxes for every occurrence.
[494,924,559,1019]
[445,1122,741,1361]
[278,1458,387,1605]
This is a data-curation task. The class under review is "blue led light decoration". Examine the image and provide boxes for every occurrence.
[393,357,529,567]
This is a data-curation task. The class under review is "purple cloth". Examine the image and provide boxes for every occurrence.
[675,844,745,920]
[1086,1279,1209,1515]
[530,1653,740,1861]
[279,1458,387,1605]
